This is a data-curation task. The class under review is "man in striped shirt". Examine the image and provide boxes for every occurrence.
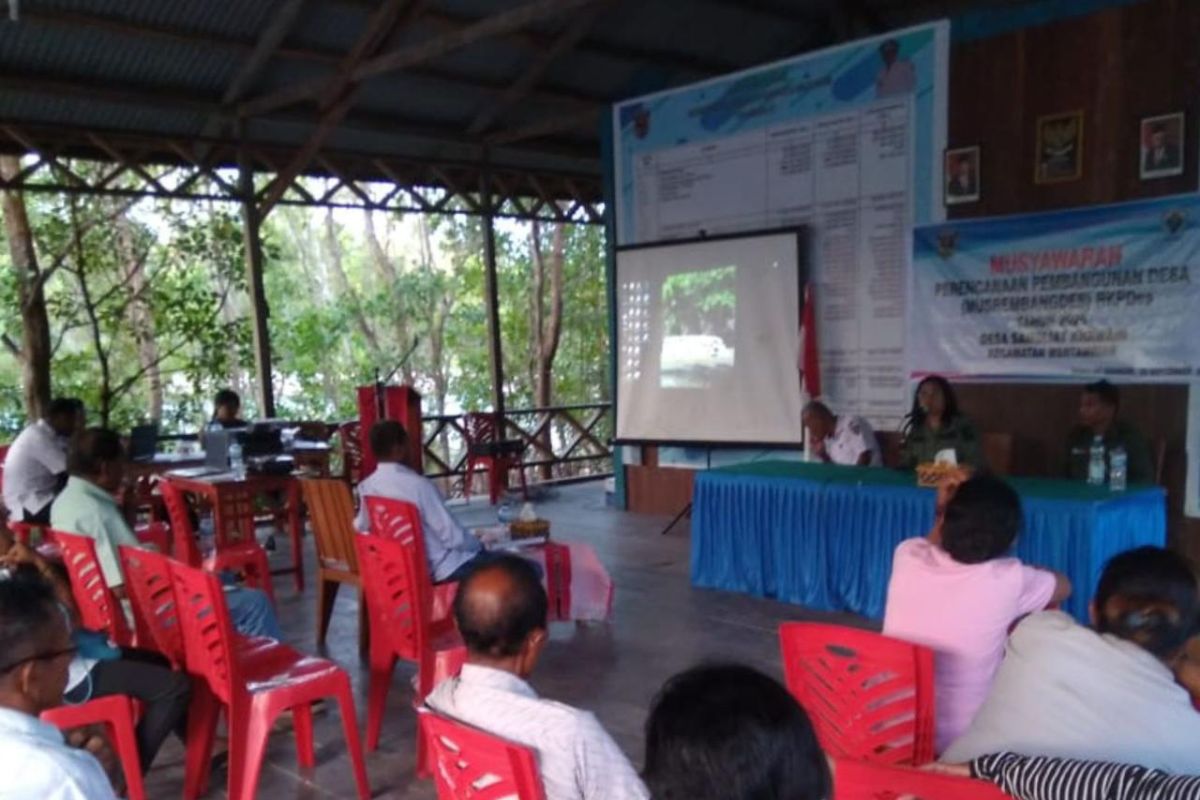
[426,555,649,800]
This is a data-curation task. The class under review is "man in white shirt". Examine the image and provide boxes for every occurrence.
[355,420,490,583]
[0,570,119,799]
[3,398,84,523]
[802,401,882,466]
[426,555,649,800]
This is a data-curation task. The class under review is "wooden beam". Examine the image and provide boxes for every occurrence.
[257,0,429,214]
[466,4,606,136]
[202,0,310,139]
[353,0,601,83]
[489,108,601,146]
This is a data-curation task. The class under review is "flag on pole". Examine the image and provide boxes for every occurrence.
[798,281,821,402]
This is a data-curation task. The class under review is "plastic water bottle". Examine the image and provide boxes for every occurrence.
[229,440,245,479]
[1109,446,1127,492]
[497,501,515,525]
[1087,435,1106,486]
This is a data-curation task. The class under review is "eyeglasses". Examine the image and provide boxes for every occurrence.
[0,645,78,674]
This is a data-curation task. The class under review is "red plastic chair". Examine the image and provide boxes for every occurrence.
[159,479,275,604]
[7,520,39,545]
[118,544,284,670]
[52,529,135,647]
[364,495,459,622]
[420,712,547,800]
[169,560,370,800]
[355,532,466,759]
[463,412,528,505]
[42,695,146,800]
[832,758,1012,799]
[779,622,935,766]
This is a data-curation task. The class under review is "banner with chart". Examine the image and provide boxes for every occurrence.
[910,194,1200,381]
[612,22,949,426]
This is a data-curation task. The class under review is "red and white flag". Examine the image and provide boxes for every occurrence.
[798,281,821,404]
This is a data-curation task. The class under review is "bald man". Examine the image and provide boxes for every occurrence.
[425,555,648,800]
[801,401,882,467]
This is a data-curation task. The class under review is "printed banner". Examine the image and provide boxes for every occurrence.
[911,194,1200,381]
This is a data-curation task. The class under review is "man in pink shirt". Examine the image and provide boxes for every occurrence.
[883,475,1071,752]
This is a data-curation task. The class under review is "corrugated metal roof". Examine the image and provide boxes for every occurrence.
[0,0,1014,190]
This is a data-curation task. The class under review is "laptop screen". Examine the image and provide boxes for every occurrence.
[129,424,158,462]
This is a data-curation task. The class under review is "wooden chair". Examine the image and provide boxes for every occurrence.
[298,478,366,653]
[980,432,1014,475]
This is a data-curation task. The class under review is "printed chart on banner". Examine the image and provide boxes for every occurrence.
[613,22,949,428]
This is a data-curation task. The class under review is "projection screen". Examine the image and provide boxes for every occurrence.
[615,230,806,444]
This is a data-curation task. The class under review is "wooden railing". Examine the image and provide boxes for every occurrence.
[422,403,613,497]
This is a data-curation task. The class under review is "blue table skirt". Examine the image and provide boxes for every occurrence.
[690,469,1166,621]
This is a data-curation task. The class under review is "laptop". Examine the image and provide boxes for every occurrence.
[128,424,159,463]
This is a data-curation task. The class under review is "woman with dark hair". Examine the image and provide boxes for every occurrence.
[643,663,831,800]
[942,546,1200,773]
[900,375,982,469]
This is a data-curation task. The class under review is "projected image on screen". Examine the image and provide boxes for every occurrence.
[660,265,736,389]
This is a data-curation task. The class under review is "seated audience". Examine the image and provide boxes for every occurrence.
[1065,380,1153,484]
[801,401,882,466]
[900,375,982,469]
[3,398,84,524]
[942,546,1200,772]
[884,475,1070,751]
[51,427,281,639]
[643,663,830,800]
[943,753,1200,799]
[209,388,247,430]
[425,555,648,800]
[355,420,497,583]
[0,569,119,799]
[0,530,189,775]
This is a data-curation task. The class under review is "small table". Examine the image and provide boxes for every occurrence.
[691,460,1167,622]
[166,472,306,592]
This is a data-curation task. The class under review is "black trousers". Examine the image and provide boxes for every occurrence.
[65,648,191,772]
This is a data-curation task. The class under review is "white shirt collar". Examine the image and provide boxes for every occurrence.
[0,706,66,746]
[458,664,539,700]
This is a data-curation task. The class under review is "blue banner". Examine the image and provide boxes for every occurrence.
[911,195,1200,381]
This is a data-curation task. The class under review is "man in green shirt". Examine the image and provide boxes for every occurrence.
[1065,380,1154,484]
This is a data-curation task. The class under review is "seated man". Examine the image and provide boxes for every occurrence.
[0,570,119,799]
[209,388,247,430]
[0,530,189,776]
[1065,380,1153,483]
[355,420,492,584]
[942,546,1200,773]
[51,428,281,640]
[3,398,84,524]
[801,401,881,466]
[426,555,649,800]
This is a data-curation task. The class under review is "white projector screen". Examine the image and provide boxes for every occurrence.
[616,230,805,444]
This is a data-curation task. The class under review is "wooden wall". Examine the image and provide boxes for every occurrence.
[627,0,1200,559]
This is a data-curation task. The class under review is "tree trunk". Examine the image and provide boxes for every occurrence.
[325,209,384,360]
[68,197,113,426]
[0,156,53,421]
[529,222,565,479]
[115,207,163,422]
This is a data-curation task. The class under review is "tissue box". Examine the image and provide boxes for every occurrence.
[509,518,550,540]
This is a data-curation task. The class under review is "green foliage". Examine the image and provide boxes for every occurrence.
[663,265,736,340]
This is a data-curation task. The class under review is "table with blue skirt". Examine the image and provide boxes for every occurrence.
[690,460,1166,622]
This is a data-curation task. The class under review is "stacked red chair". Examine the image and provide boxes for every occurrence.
[52,529,135,647]
[463,412,528,505]
[355,530,466,760]
[41,695,146,800]
[421,712,546,800]
[779,622,936,766]
[159,478,275,603]
[832,758,1012,799]
[169,560,369,800]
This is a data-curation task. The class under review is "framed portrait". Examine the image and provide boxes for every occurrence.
[1035,110,1084,184]
[944,146,981,205]
[1139,112,1185,180]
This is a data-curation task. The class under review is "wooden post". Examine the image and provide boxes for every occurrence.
[480,163,506,422]
[238,155,277,418]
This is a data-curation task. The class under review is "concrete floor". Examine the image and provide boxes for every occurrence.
[143,482,870,798]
